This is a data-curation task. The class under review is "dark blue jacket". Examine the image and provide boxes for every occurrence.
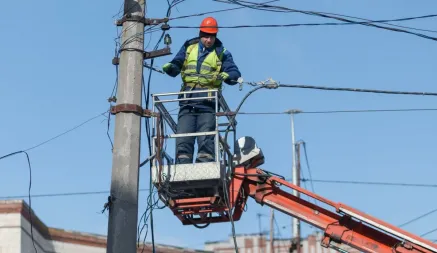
[166,37,241,109]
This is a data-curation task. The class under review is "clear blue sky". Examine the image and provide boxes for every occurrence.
[1,0,437,249]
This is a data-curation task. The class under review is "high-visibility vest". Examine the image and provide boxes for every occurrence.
[181,43,226,90]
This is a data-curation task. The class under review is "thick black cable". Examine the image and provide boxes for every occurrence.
[169,0,278,20]
[0,110,109,252]
[219,0,437,34]
[221,0,437,42]
[224,85,270,142]
[316,11,437,34]
[140,1,178,251]
[225,81,437,148]
[300,108,437,114]
[299,141,319,210]
[0,151,37,252]
[143,27,167,253]
[170,14,437,32]
[399,208,437,228]
[222,177,239,252]
[275,83,437,96]
[175,0,437,33]
[107,57,119,150]
[301,142,315,194]
[242,81,437,96]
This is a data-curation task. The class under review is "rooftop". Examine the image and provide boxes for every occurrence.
[0,199,211,253]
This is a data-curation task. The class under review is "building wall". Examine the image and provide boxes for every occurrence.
[204,233,360,253]
[0,200,210,253]
[0,213,21,253]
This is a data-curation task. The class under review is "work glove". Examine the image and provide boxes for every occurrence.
[162,63,173,74]
[162,63,179,77]
[218,72,230,81]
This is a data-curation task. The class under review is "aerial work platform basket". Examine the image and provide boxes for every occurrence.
[150,89,238,200]
[149,89,265,226]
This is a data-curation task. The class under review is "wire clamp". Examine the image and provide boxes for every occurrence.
[102,196,114,213]
[110,103,159,118]
[260,77,279,89]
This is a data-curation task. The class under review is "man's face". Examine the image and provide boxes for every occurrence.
[200,34,216,48]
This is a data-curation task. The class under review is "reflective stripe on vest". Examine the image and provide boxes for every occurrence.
[181,43,225,90]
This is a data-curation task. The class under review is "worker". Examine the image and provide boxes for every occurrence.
[162,16,241,164]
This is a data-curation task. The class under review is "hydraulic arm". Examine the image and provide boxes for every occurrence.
[167,166,437,253]
[149,115,436,253]
[239,167,437,253]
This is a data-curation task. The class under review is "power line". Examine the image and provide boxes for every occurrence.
[316,11,437,34]
[399,208,437,228]
[0,188,151,199]
[229,108,437,115]
[137,1,184,251]
[3,177,436,200]
[170,14,437,33]
[1,107,113,246]
[221,79,437,134]
[220,80,437,145]
[17,110,108,153]
[170,0,278,20]
[0,151,37,252]
[168,108,437,116]
[299,108,437,114]
[0,110,108,252]
[301,178,437,188]
[421,228,437,237]
[214,0,437,34]
[221,0,437,42]
[272,83,437,96]
[239,79,437,96]
[301,142,316,195]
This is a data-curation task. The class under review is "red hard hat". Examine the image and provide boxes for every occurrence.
[200,17,218,34]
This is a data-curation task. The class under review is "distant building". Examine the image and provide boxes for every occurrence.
[204,232,360,253]
[0,200,210,253]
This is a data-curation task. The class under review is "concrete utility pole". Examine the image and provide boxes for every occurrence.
[107,0,145,252]
[257,213,264,236]
[270,208,274,253]
[286,109,301,253]
[295,142,302,253]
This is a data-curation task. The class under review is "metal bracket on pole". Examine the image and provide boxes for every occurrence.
[115,15,169,26]
[110,103,159,118]
[144,47,171,59]
[114,14,172,61]
[112,47,172,64]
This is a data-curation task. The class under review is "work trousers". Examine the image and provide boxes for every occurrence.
[175,105,216,164]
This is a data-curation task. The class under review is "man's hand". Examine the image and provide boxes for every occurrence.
[162,63,173,73]
[162,63,180,77]
[218,72,230,81]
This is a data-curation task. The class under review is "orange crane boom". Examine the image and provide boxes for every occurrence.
[150,91,436,253]
[166,166,437,253]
